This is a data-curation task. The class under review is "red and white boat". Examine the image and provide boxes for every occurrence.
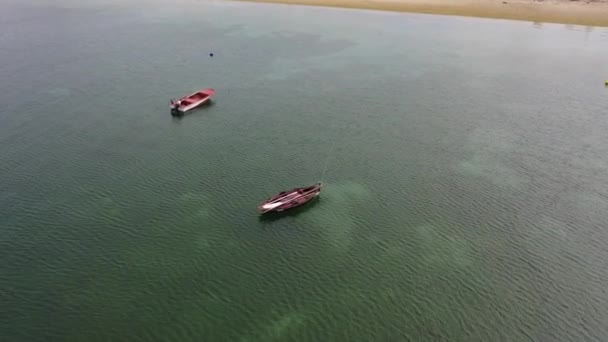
[258,183,322,214]
[170,88,215,116]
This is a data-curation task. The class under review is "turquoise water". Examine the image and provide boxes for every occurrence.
[2,0,608,340]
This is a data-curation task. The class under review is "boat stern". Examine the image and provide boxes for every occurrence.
[258,201,283,214]
[169,100,182,116]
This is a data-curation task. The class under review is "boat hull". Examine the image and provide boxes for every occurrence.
[170,88,215,116]
[258,183,322,214]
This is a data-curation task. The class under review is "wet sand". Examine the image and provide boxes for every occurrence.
[235,0,608,27]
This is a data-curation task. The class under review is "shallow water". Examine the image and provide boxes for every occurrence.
[2,0,608,340]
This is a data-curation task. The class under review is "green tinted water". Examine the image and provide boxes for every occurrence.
[2,0,608,340]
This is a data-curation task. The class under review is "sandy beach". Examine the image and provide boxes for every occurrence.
[235,0,608,27]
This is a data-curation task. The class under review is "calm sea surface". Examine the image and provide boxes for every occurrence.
[2,0,608,340]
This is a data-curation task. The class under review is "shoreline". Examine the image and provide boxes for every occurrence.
[234,0,608,27]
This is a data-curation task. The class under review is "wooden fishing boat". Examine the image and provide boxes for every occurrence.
[170,88,215,116]
[258,183,322,214]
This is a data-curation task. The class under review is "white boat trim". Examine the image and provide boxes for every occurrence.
[179,98,210,112]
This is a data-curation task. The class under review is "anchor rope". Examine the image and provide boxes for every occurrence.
[320,131,339,186]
